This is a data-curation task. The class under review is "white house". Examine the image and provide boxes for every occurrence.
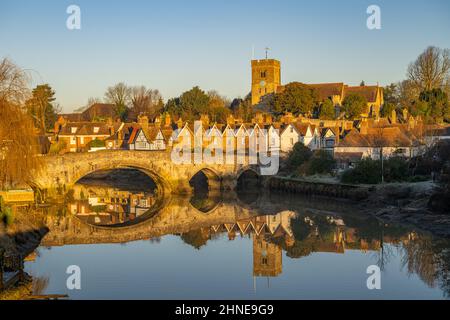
[280,123,319,153]
[129,127,166,151]
[320,128,337,152]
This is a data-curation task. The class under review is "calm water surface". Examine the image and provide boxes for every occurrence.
[24,178,450,300]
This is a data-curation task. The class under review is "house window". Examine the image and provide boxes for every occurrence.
[290,127,294,133]
[71,127,77,134]
[326,139,334,147]
[290,138,294,145]
[136,142,147,149]
[93,127,100,133]
[70,136,76,145]
[80,137,84,144]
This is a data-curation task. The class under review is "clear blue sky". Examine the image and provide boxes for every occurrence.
[1,0,449,112]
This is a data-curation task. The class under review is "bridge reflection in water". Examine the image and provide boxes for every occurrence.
[23,170,450,299]
[37,178,443,285]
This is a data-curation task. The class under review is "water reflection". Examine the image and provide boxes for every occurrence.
[27,181,450,299]
[67,182,157,226]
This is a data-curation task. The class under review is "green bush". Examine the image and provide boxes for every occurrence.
[0,206,14,226]
[89,139,105,148]
[383,157,409,182]
[341,158,382,184]
[3,207,14,225]
[306,150,336,175]
[288,142,312,168]
[341,157,410,184]
[408,175,429,182]
[49,140,67,155]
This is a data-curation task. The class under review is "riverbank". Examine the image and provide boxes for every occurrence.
[270,175,450,238]
[0,206,48,300]
[364,181,450,238]
[0,207,48,257]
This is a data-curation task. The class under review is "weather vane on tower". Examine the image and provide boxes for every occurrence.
[265,47,270,59]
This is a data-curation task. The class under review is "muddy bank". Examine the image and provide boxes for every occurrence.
[0,207,48,258]
[360,181,450,238]
[267,176,369,200]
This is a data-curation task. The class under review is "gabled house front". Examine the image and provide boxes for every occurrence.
[129,126,166,151]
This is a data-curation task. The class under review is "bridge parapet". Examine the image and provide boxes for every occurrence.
[33,150,255,197]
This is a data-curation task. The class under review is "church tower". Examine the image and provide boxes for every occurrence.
[251,58,281,105]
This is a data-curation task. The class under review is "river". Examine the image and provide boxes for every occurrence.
[23,173,450,300]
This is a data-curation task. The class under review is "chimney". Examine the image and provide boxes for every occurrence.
[154,115,161,127]
[164,114,171,127]
[402,108,409,121]
[390,109,397,124]
[360,119,368,135]
[177,118,184,129]
[200,114,210,127]
[226,114,235,126]
[334,125,340,144]
[138,115,149,131]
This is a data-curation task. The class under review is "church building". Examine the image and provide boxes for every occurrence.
[250,57,384,118]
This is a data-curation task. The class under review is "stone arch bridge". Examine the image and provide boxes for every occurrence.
[32,150,262,197]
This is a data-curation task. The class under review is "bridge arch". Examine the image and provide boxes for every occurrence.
[236,166,262,189]
[189,167,222,192]
[72,164,170,197]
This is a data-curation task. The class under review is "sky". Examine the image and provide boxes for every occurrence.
[1,0,449,113]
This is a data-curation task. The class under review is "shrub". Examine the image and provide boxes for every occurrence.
[0,198,15,226]
[341,158,382,184]
[306,150,336,175]
[90,139,105,148]
[49,140,67,155]
[2,207,14,225]
[341,157,411,184]
[288,142,312,168]
[383,157,409,182]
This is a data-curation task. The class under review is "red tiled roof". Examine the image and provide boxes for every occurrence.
[58,122,111,136]
[344,86,379,103]
[307,83,344,100]
[128,127,140,144]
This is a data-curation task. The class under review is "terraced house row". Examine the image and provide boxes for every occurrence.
[52,106,447,171]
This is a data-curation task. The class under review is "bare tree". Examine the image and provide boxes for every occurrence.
[104,83,131,120]
[398,80,421,112]
[407,46,450,91]
[130,86,163,119]
[0,58,30,104]
[74,97,102,113]
[105,82,131,107]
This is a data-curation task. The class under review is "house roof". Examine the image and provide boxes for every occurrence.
[59,113,83,122]
[337,127,416,148]
[81,103,116,121]
[344,85,379,103]
[127,127,139,144]
[58,122,111,136]
[307,83,344,101]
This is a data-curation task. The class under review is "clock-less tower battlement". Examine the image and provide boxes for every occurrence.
[251,59,281,105]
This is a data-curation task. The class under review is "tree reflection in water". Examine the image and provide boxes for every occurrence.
[37,179,450,298]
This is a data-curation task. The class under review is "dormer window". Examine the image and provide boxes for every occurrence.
[71,127,77,134]
[93,127,100,133]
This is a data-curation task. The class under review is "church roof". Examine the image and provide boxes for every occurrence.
[344,85,379,103]
[307,83,344,100]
